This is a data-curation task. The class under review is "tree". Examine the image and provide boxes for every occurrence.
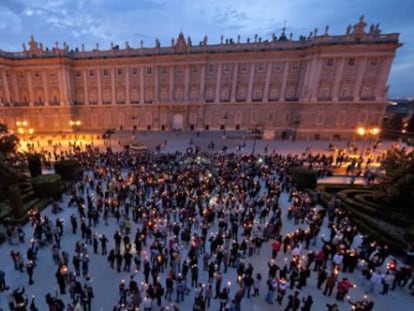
[0,123,19,156]
[375,147,414,209]
[0,123,24,217]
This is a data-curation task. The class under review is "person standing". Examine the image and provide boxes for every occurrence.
[26,260,35,285]
[0,269,8,291]
[301,295,313,311]
[323,273,337,297]
[284,291,300,311]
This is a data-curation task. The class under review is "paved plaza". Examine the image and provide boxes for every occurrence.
[1,132,412,311]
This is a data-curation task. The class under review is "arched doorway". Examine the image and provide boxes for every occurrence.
[172,114,184,131]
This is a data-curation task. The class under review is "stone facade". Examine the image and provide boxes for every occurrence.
[0,17,401,139]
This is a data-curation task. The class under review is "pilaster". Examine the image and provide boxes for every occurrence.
[246,63,255,102]
[263,63,272,103]
[215,63,222,103]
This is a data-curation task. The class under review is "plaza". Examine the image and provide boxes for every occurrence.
[0,132,413,311]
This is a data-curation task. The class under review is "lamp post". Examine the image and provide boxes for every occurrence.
[102,128,116,148]
[16,120,34,143]
[356,126,380,156]
[69,120,81,142]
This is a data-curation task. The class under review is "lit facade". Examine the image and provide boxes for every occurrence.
[0,17,401,139]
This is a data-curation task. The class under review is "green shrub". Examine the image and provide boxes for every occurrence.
[31,174,63,199]
[54,159,81,181]
[27,153,42,178]
[291,167,317,190]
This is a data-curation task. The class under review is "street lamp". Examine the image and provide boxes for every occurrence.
[69,120,81,142]
[102,128,116,148]
[356,126,380,155]
[16,120,34,142]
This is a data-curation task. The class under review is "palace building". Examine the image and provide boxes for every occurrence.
[0,16,401,140]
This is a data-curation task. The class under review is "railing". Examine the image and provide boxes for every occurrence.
[0,33,399,60]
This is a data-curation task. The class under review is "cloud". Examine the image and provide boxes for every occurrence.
[0,0,412,96]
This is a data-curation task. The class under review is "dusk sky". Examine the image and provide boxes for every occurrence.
[0,0,412,98]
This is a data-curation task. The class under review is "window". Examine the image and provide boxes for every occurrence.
[256,63,265,72]
[369,58,378,66]
[289,62,299,72]
[224,64,232,73]
[348,58,355,66]
[34,72,40,78]
[239,63,248,73]
[273,63,282,72]
[131,68,138,75]
[326,58,333,66]
[75,71,81,78]
[117,68,123,75]
[208,64,215,73]
[89,70,95,77]
[103,69,109,76]
[146,67,152,74]
[192,66,198,73]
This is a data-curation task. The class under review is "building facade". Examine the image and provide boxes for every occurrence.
[0,16,401,139]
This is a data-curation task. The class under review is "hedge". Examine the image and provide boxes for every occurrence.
[31,174,63,199]
[54,159,82,181]
[27,153,42,178]
[291,167,317,190]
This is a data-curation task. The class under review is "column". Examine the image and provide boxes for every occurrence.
[27,72,34,106]
[41,71,49,105]
[58,69,64,105]
[199,65,206,102]
[352,57,367,101]
[65,70,73,105]
[374,56,392,101]
[111,68,116,104]
[214,64,222,103]
[279,62,289,102]
[169,66,174,102]
[310,58,323,101]
[331,58,345,102]
[184,65,190,101]
[154,66,159,103]
[125,68,130,104]
[1,71,11,103]
[61,66,69,105]
[246,63,255,102]
[230,63,239,102]
[83,70,89,105]
[12,72,20,103]
[299,58,312,101]
[262,63,272,103]
[97,69,102,104]
[140,67,145,104]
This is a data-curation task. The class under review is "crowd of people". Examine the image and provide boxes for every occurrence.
[1,140,413,311]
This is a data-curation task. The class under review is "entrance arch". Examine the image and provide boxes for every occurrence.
[172,114,184,130]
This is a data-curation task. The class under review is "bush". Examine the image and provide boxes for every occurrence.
[54,159,81,181]
[31,174,63,199]
[291,167,317,190]
[27,153,42,178]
